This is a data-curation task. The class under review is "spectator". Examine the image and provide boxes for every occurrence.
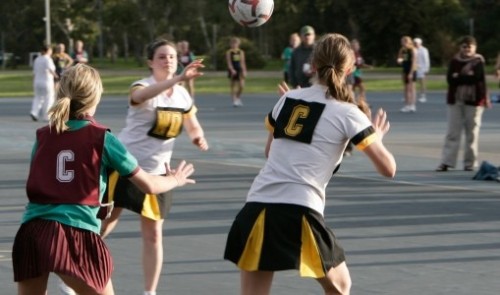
[413,37,431,103]
[289,25,316,88]
[281,33,301,83]
[71,40,89,65]
[435,36,491,172]
[178,40,196,98]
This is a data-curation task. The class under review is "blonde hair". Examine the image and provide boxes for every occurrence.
[48,64,103,133]
[312,33,355,104]
[401,36,414,49]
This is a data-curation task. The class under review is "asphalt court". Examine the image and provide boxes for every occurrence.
[0,90,499,294]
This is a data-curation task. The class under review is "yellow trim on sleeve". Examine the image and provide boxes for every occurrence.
[183,105,198,119]
[237,209,266,271]
[264,116,274,132]
[355,133,378,151]
[129,85,144,106]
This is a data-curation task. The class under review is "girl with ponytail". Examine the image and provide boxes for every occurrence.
[224,33,396,295]
[12,63,196,295]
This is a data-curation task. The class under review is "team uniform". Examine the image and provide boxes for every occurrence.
[12,117,139,293]
[400,47,416,84]
[227,48,244,80]
[53,53,72,81]
[108,77,197,220]
[224,84,377,277]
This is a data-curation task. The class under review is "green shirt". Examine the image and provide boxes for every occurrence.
[282,46,293,72]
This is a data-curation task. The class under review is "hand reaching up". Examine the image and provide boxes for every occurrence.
[278,81,290,96]
[181,59,205,81]
[372,108,390,141]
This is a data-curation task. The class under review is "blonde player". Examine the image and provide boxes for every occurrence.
[12,64,195,295]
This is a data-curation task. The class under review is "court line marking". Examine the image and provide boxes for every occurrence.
[189,158,500,195]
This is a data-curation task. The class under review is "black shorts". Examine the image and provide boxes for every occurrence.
[402,71,417,84]
[224,202,345,278]
[228,69,242,81]
[107,171,173,220]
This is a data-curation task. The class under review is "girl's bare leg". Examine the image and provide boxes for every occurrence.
[141,216,164,292]
[240,270,274,295]
[58,273,114,295]
[316,262,352,295]
[100,207,123,238]
[17,273,49,295]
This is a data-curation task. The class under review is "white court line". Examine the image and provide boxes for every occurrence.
[0,250,12,262]
[191,158,500,195]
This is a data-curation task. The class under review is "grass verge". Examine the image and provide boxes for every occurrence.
[1,69,498,97]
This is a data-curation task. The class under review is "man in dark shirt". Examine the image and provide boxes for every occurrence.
[289,26,316,88]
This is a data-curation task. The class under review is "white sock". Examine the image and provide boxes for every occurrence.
[144,292,156,295]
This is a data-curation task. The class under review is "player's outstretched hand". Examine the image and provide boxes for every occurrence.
[181,59,204,81]
[372,108,390,141]
[278,81,290,96]
[192,137,209,151]
[168,160,195,187]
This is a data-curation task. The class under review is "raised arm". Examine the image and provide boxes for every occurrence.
[362,108,396,178]
[131,59,204,104]
[129,160,195,194]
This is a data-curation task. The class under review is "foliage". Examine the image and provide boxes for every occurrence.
[1,0,499,69]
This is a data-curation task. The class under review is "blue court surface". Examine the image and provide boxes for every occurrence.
[1,90,499,294]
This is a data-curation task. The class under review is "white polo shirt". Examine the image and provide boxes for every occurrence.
[246,84,376,215]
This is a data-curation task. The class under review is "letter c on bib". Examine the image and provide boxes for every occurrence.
[57,150,75,182]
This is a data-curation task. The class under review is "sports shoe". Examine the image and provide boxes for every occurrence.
[233,99,243,107]
[418,96,427,103]
[400,105,416,113]
[58,280,77,295]
[435,164,450,172]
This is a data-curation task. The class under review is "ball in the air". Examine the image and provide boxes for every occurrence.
[228,0,274,28]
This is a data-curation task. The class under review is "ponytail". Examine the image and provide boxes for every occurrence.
[320,66,354,104]
[48,97,71,133]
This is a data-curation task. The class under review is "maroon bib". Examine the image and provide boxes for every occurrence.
[26,119,108,206]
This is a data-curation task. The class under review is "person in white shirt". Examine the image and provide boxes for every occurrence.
[224,33,396,295]
[99,39,208,295]
[30,45,57,121]
[413,37,430,102]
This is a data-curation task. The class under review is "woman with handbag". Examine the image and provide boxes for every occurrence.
[436,36,491,172]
